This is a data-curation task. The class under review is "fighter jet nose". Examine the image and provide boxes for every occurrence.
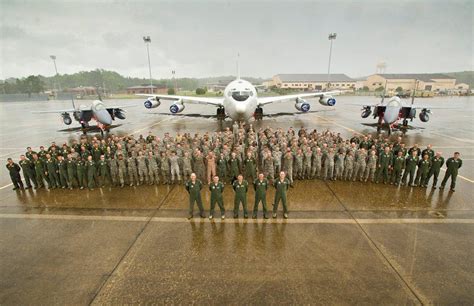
[98,110,112,125]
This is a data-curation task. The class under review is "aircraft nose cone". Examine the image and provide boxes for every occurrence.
[384,110,398,124]
[98,110,112,125]
[235,103,246,114]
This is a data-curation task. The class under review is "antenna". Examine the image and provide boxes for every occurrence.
[236,52,240,80]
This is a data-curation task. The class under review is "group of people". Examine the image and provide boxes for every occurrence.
[6,122,462,199]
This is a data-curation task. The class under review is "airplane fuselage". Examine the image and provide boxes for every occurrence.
[222,79,258,121]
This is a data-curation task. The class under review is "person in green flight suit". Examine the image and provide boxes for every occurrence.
[57,155,68,189]
[375,147,393,184]
[244,152,257,183]
[76,158,87,190]
[185,173,205,219]
[228,152,240,183]
[232,174,248,218]
[19,154,37,189]
[45,153,59,189]
[415,154,431,187]
[97,155,112,187]
[402,151,419,187]
[209,175,225,220]
[273,171,290,219]
[425,152,444,189]
[253,173,269,219]
[86,155,97,190]
[66,154,76,190]
[6,158,23,190]
[32,154,48,189]
[391,151,405,186]
[440,152,463,192]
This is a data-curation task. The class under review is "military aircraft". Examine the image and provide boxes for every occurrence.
[137,78,339,121]
[33,92,132,134]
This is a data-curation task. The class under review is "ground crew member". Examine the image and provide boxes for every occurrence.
[193,151,206,183]
[311,147,322,179]
[33,154,48,189]
[76,158,87,189]
[283,151,294,185]
[232,174,249,218]
[294,149,304,179]
[323,148,335,180]
[137,151,149,185]
[25,147,37,161]
[19,155,36,189]
[244,152,257,183]
[128,154,139,186]
[375,147,392,184]
[353,148,367,181]
[364,150,378,182]
[117,154,127,188]
[146,152,159,185]
[425,152,444,189]
[185,173,205,219]
[334,150,345,181]
[206,152,217,184]
[440,152,462,192]
[402,151,419,187]
[217,153,227,182]
[263,153,274,183]
[253,173,269,219]
[415,154,431,187]
[273,147,282,177]
[273,171,290,219]
[303,147,313,179]
[421,144,435,160]
[86,155,96,190]
[391,151,405,186]
[169,151,181,184]
[228,152,240,183]
[209,175,225,220]
[57,155,68,188]
[6,158,23,190]
[109,155,118,187]
[45,154,59,189]
[343,151,354,181]
[98,155,112,187]
[66,154,76,189]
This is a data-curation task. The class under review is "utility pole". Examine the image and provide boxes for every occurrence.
[172,70,177,93]
[143,36,153,94]
[326,33,337,90]
[50,55,61,94]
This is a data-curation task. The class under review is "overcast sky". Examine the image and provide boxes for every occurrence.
[0,0,472,80]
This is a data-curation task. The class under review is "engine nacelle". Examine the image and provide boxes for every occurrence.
[144,97,160,109]
[319,95,336,106]
[114,109,126,120]
[295,97,311,112]
[361,107,372,118]
[170,101,185,114]
[62,113,72,125]
[419,109,430,122]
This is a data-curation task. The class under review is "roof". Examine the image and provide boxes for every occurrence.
[275,74,355,82]
[377,73,455,82]
[127,85,166,89]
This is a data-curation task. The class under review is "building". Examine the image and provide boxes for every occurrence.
[65,86,97,96]
[364,74,457,92]
[270,74,355,90]
[126,85,167,95]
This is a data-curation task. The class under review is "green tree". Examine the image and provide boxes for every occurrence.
[195,87,206,95]
[362,86,369,91]
[395,86,403,93]
[375,86,385,92]
[167,88,176,95]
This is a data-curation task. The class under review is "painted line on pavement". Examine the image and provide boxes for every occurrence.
[127,117,173,136]
[430,131,474,144]
[0,183,13,190]
[1,213,473,224]
[312,114,363,135]
[439,168,474,183]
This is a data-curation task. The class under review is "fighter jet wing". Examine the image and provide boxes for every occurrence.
[136,94,223,107]
[147,112,217,118]
[32,108,78,114]
[257,91,341,106]
[408,105,461,110]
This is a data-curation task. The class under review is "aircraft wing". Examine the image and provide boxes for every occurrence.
[136,94,223,107]
[257,91,341,106]
[31,108,78,114]
[104,105,137,110]
[408,105,461,110]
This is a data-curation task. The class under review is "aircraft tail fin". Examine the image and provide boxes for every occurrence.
[95,84,103,101]
[71,95,76,109]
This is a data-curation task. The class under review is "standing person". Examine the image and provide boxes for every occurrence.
[169,151,181,184]
[185,173,205,219]
[364,150,378,182]
[253,173,269,219]
[228,152,240,184]
[311,147,323,179]
[416,154,431,187]
[45,154,59,189]
[97,155,112,187]
[206,151,217,185]
[273,147,282,177]
[353,148,367,182]
[391,151,405,186]
[57,155,68,189]
[19,155,37,189]
[66,154,76,190]
[263,153,275,183]
[283,151,294,186]
[425,152,444,189]
[86,155,97,190]
[160,152,171,184]
[303,147,313,179]
[243,152,257,183]
[33,154,48,189]
[272,171,290,219]
[334,150,345,181]
[440,152,462,192]
[6,158,23,190]
[343,151,354,181]
[232,174,249,218]
[375,147,392,184]
[76,158,87,190]
[402,151,419,187]
[117,154,127,188]
[128,153,139,186]
[209,175,225,220]
[323,148,335,180]
[294,149,304,180]
[137,151,149,185]
[109,155,119,187]
[217,153,228,183]
[147,152,160,185]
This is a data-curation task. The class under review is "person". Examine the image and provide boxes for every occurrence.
[273,171,290,219]
[253,173,269,219]
[86,155,96,190]
[76,158,87,190]
[425,152,444,189]
[440,152,462,192]
[57,155,68,189]
[97,155,112,187]
[19,155,36,189]
[364,150,378,183]
[415,154,431,187]
[169,151,181,184]
[45,154,59,189]
[402,151,419,187]
[128,153,139,186]
[375,147,392,184]
[209,175,225,220]
[217,153,227,182]
[66,154,76,190]
[117,154,127,188]
[228,152,240,183]
[185,173,205,219]
[244,152,257,183]
[137,151,149,185]
[206,152,217,185]
[146,152,160,185]
[6,158,23,190]
[343,151,354,181]
[391,151,405,186]
[232,174,249,218]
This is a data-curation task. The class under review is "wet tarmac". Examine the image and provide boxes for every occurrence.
[0,96,473,304]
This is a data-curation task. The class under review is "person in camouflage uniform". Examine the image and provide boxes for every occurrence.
[137,151,149,185]
[108,155,118,187]
[193,150,206,183]
[353,148,367,182]
[117,154,127,188]
[146,152,160,185]
[303,147,313,179]
[334,150,345,181]
[181,151,193,182]
[322,148,335,180]
[311,147,323,179]
[343,151,354,181]
[127,153,139,186]
[283,150,294,185]
[294,149,304,180]
[364,150,378,183]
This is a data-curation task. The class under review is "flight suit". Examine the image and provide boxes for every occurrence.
[34,159,48,188]
[391,156,405,185]
[364,154,378,182]
[98,160,111,187]
[209,181,225,217]
[415,159,431,187]
[6,162,23,189]
[273,178,290,215]
[425,156,444,187]
[117,159,127,187]
[57,159,68,188]
[441,157,462,190]
[402,155,419,186]
[66,159,76,189]
[76,160,87,189]
[217,157,227,182]
[185,179,205,217]
[253,178,268,217]
[228,158,240,182]
[232,180,249,217]
[244,157,257,183]
[45,158,59,188]
[86,160,97,189]
[376,152,392,184]
[19,159,37,188]
[147,155,160,185]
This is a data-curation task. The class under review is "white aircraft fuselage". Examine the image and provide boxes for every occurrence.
[222,79,258,121]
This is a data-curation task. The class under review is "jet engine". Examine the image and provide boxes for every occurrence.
[361,106,372,118]
[170,100,185,114]
[61,112,72,125]
[144,97,160,109]
[419,109,430,122]
[295,97,311,112]
[114,109,126,120]
[319,95,336,106]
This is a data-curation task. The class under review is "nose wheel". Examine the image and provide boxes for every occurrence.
[254,107,263,120]
[216,107,226,121]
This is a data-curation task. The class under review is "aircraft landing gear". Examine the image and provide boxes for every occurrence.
[254,107,263,120]
[216,107,226,121]
[80,122,89,135]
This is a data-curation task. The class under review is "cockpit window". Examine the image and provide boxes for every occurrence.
[94,103,105,111]
[232,90,251,101]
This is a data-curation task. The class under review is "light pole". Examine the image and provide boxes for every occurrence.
[172,70,177,93]
[326,33,337,90]
[143,36,153,94]
[50,55,61,93]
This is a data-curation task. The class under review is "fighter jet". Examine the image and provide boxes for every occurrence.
[137,78,339,121]
[33,96,131,134]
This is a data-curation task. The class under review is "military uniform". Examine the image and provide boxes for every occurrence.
[343,154,354,180]
[128,156,139,186]
[45,158,59,188]
[294,152,304,179]
[217,157,227,182]
[353,150,367,181]
[303,150,312,179]
[86,160,97,189]
[364,154,378,182]
[57,159,68,188]
[228,157,240,182]
[19,159,36,189]
[160,156,170,184]
[185,179,205,217]
[263,156,274,182]
[193,155,206,182]
[415,159,431,187]
[109,158,119,186]
[425,156,444,187]
[273,178,290,217]
[98,159,112,187]
[66,159,76,189]
[117,158,127,187]
[283,154,294,184]
[253,178,268,218]
[209,181,225,218]
[323,151,335,180]
[311,151,322,178]
[6,162,23,190]
[402,155,419,186]
[334,153,345,181]
[244,157,257,183]
[76,159,87,189]
[137,155,149,184]
[34,159,48,188]
[391,155,405,185]
[169,155,181,183]
[232,179,249,218]
[147,155,160,185]
[440,157,462,190]
[376,152,392,184]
